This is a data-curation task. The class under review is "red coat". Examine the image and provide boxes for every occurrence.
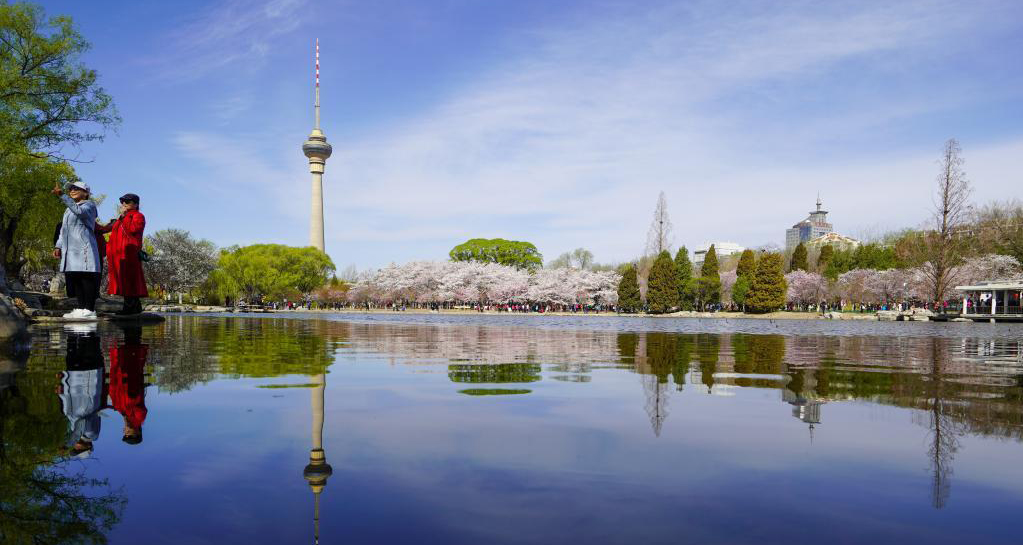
[109,344,149,430]
[107,209,148,297]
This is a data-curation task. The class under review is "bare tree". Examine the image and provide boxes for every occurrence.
[339,264,360,283]
[920,139,972,303]
[645,191,674,257]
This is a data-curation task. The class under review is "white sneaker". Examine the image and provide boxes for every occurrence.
[62,308,98,320]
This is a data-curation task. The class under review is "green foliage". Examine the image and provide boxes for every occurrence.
[646,250,679,314]
[548,247,593,269]
[0,371,126,543]
[0,151,74,279]
[449,238,542,270]
[458,388,531,396]
[218,244,335,301]
[731,275,751,308]
[816,244,834,271]
[732,334,785,375]
[448,363,541,383]
[0,3,119,160]
[674,247,693,310]
[736,249,756,279]
[616,263,642,313]
[790,242,808,272]
[746,252,787,313]
[694,245,721,309]
[822,243,901,280]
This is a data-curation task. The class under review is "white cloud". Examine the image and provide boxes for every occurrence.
[161,0,1023,266]
[149,0,311,81]
[318,0,1021,264]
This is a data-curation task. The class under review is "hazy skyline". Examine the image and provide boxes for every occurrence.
[42,0,1023,270]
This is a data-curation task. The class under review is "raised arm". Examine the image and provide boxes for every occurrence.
[59,195,98,225]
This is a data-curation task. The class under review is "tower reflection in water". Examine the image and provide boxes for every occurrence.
[303,372,331,544]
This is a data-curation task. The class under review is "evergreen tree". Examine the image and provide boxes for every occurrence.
[789,242,809,272]
[736,248,756,279]
[646,250,679,314]
[616,264,642,313]
[731,275,751,310]
[674,247,693,310]
[816,244,834,272]
[746,253,787,313]
[695,245,721,309]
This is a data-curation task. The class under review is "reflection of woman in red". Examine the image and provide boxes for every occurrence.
[109,325,148,444]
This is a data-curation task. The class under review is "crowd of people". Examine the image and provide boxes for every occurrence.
[52,180,148,317]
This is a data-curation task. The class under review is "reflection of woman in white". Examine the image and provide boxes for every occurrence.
[57,325,105,457]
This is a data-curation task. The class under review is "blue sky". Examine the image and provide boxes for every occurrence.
[39,0,1023,270]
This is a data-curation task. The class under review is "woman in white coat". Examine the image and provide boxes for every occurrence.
[52,180,101,315]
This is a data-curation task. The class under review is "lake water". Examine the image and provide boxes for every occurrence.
[2,313,1022,544]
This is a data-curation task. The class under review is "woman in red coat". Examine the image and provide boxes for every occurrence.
[104,193,148,315]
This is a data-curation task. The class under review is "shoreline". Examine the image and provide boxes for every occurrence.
[154,306,876,321]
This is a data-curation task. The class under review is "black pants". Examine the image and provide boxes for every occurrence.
[65,272,99,311]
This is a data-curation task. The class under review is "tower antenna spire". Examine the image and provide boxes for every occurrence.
[315,38,320,130]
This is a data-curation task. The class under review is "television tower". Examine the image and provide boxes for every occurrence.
[302,38,332,252]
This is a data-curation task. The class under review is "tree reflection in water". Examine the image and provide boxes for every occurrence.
[1,358,125,544]
[7,316,1020,527]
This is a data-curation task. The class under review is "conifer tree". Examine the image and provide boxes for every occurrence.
[646,250,679,314]
[736,249,756,279]
[695,245,721,309]
[790,242,809,272]
[746,252,787,313]
[732,275,751,310]
[674,247,693,310]
[616,264,642,313]
[816,244,834,272]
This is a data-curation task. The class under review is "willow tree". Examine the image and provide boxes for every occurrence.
[1,3,118,283]
[449,238,542,271]
[0,3,119,161]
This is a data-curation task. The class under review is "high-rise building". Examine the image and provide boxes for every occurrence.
[785,197,832,250]
[693,242,745,266]
[302,39,332,253]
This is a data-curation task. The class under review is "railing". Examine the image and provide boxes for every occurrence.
[961,304,1023,315]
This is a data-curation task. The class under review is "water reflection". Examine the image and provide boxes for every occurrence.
[3,316,1023,543]
[303,372,331,545]
[59,325,104,457]
[1,325,125,543]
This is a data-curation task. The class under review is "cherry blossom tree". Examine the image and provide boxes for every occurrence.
[348,260,620,309]
[785,271,827,309]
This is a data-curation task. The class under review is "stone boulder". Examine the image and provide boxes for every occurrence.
[0,293,28,341]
